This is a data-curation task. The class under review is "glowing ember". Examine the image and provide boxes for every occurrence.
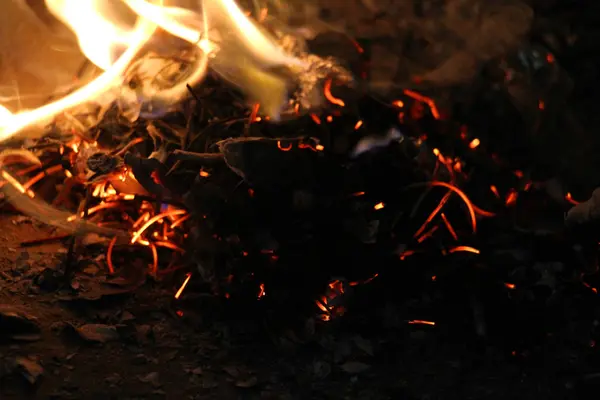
[448,246,480,255]
[468,138,480,149]
[174,273,192,299]
[323,78,345,107]
[408,320,435,326]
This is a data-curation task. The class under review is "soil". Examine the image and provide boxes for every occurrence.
[1,212,597,400]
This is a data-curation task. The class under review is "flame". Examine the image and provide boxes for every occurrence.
[0,0,306,143]
[46,0,136,71]
[0,1,159,141]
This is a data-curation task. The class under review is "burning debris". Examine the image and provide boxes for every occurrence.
[1,1,600,374]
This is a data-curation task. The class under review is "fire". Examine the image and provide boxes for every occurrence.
[174,273,192,299]
[0,1,157,140]
[0,0,306,142]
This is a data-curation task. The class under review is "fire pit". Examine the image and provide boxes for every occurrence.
[1,0,600,398]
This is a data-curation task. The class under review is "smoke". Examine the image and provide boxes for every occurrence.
[270,0,534,90]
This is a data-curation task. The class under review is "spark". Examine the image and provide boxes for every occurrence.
[417,225,439,243]
[403,89,440,119]
[170,215,190,229]
[131,209,187,244]
[150,243,158,275]
[174,273,192,299]
[505,189,518,207]
[153,241,185,253]
[277,140,292,151]
[374,202,385,210]
[440,213,458,241]
[408,320,435,326]
[490,185,500,198]
[414,191,452,238]
[429,181,479,233]
[354,120,363,130]
[565,192,581,205]
[106,237,117,274]
[468,138,480,149]
[1,170,35,198]
[323,78,345,107]
[22,164,64,190]
[249,103,260,124]
[448,246,480,255]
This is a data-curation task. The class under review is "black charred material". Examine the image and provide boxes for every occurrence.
[566,188,600,234]
[124,153,170,197]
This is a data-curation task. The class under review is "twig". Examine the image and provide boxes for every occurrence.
[20,234,72,247]
[171,150,225,164]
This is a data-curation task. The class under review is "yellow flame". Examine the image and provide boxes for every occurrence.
[0,1,160,142]
[0,0,305,143]
[46,0,136,70]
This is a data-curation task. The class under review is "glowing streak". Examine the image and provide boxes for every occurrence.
[408,320,435,326]
[0,4,158,142]
[374,202,385,210]
[565,192,580,205]
[1,170,35,198]
[150,244,158,275]
[440,213,458,241]
[106,236,117,274]
[249,103,260,124]
[22,165,64,190]
[399,250,416,260]
[403,90,440,119]
[448,246,480,254]
[505,189,518,207]
[354,120,363,130]
[417,225,438,243]
[429,181,477,233]
[174,273,192,299]
[414,191,451,238]
[131,209,187,243]
[323,78,345,107]
[133,212,151,228]
[469,138,480,149]
[154,241,185,253]
[170,215,190,229]
[277,140,292,151]
[490,185,500,198]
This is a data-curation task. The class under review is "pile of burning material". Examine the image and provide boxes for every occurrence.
[1,0,600,347]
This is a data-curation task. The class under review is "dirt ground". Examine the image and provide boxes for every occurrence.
[2,212,597,400]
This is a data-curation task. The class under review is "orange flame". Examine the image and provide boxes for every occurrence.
[1,0,306,142]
